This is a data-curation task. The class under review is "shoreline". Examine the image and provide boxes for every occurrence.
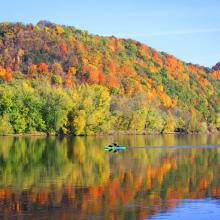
[0,131,219,137]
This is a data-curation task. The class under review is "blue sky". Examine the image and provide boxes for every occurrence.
[1,0,220,67]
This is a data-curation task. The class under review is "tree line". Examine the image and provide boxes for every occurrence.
[0,78,219,135]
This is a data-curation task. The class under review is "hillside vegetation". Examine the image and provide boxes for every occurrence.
[0,21,219,135]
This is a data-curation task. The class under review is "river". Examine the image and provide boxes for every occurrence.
[0,134,219,219]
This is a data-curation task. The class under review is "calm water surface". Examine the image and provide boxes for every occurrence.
[0,134,219,220]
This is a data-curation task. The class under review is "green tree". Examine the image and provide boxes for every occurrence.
[68,84,111,135]
[163,114,176,133]
[40,87,72,134]
[0,114,14,134]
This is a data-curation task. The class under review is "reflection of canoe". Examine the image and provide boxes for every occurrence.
[103,146,127,151]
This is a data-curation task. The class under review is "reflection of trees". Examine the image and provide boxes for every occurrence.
[0,137,72,190]
[0,137,110,190]
[0,134,220,219]
[67,137,110,186]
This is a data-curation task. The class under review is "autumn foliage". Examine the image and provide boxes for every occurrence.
[0,21,219,134]
[0,66,12,81]
[38,62,48,73]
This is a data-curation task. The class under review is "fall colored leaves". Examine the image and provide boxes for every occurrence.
[0,66,12,81]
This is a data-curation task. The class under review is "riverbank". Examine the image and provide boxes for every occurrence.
[0,132,48,137]
[0,130,219,137]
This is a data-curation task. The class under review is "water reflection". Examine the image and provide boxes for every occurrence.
[0,134,219,219]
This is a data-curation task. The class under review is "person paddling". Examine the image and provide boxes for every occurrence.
[112,143,119,152]
[108,143,119,152]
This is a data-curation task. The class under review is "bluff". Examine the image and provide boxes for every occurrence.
[0,21,219,134]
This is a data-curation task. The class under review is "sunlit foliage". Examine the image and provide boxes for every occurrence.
[0,21,219,134]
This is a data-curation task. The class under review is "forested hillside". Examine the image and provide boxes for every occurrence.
[0,21,219,135]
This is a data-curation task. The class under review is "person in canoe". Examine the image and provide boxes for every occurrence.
[108,143,119,152]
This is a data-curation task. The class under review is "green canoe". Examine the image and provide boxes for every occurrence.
[103,145,127,151]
